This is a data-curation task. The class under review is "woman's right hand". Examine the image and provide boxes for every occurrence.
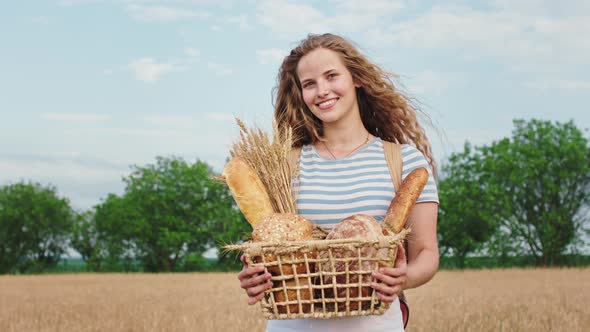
[237,255,273,305]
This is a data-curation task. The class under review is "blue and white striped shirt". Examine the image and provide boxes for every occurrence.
[295,137,439,229]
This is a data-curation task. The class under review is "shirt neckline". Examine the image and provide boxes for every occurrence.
[308,137,382,161]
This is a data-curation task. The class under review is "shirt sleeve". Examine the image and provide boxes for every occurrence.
[400,144,439,204]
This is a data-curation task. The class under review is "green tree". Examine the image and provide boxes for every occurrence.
[0,182,74,273]
[71,210,109,271]
[479,119,590,265]
[93,193,142,272]
[122,157,245,272]
[437,143,497,268]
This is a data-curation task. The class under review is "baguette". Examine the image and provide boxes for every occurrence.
[383,167,429,233]
[222,157,274,227]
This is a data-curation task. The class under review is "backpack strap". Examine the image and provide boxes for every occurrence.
[289,147,302,177]
[383,140,402,191]
[383,140,410,330]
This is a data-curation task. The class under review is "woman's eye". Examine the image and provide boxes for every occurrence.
[303,82,314,88]
[327,73,337,79]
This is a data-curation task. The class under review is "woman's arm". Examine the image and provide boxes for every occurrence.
[371,202,439,302]
[404,201,439,289]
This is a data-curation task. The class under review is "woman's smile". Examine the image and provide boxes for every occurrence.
[317,98,338,110]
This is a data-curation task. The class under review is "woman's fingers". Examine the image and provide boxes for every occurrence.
[246,279,273,299]
[237,260,272,305]
[371,270,397,286]
[241,271,272,290]
[238,264,266,281]
[370,281,400,296]
[247,291,267,305]
[371,268,406,286]
[376,291,398,304]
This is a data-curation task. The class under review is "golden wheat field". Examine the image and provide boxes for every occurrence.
[1,268,588,332]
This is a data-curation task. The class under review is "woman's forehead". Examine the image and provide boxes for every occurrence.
[296,48,347,80]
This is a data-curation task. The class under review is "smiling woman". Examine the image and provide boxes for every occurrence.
[236,33,440,332]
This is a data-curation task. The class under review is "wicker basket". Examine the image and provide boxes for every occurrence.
[226,229,408,320]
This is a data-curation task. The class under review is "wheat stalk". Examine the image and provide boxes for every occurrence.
[230,118,297,214]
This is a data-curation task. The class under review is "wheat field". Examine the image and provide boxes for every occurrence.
[1,268,588,332]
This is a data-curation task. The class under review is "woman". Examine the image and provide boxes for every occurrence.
[238,33,439,332]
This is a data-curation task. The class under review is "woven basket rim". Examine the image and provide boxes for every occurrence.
[224,228,409,252]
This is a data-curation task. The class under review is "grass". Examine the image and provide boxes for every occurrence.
[1,268,589,331]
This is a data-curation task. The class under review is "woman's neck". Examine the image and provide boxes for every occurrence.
[322,122,369,147]
[316,118,373,159]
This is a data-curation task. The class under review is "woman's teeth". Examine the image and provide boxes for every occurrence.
[318,99,336,109]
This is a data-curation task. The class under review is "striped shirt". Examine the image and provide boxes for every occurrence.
[294,137,439,230]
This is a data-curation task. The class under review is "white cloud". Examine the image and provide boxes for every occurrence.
[206,112,236,122]
[256,0,407,38]
[257,48,287,65]
[143,115,202,129]
[404,70,466,95]
[227,14,251,30]
[207,62,233,76]
[128,57,183,82]
[184,47,200,57]
[332,0,405,15]
[210,25,222,31]
[256,0,325,37]
[143,114,235,128]
[0,156,126,186]
[126,4,210,22]
[364,4,590,67]
[0,154,129,210]
[57,0,101,5]
[30,16,51,24]
[524,78,590,92]
[41,112,111,123]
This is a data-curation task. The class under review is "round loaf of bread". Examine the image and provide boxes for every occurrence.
[252,213,314,314]
[252,213,314,242]
[321,214,390,311]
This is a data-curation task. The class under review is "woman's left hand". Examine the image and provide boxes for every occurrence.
[370,243,408,303]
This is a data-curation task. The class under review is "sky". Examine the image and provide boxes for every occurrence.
[2,0,590,212]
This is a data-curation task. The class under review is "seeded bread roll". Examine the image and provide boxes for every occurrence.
[321,214,389,311]
[252,213,314,314]
[252,213,314,242]
[222,157,274,227]
[383,167,429,233]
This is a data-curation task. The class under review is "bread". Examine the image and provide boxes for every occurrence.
[321,214,389,311]
[222,157,274,227]
[252,213,314,314]
[252,213,314,242]
[383,167,429,233]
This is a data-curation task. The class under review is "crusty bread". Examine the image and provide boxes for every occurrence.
[383,167,429,233]
[252,213,314,242]
[321,214,389,311]
[222,157,274,227]
[252,213,314,314]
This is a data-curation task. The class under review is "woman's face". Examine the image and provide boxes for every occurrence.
[296,48,360,126]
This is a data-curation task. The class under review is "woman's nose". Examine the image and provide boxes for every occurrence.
[317,81,330,97]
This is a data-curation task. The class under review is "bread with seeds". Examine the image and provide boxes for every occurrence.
[252,213,314,314]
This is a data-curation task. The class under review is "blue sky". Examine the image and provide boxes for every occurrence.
[2,0,589,211]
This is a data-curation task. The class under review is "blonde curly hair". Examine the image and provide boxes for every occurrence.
[273,33,436,174]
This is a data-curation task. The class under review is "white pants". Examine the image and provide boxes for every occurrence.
[265,297,404,332]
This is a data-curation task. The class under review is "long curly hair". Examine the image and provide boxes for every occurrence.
[273,33,436,174]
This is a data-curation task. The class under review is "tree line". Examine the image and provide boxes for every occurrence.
[1,119,588,273]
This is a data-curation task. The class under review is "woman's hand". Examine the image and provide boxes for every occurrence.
[370,243,408,303]
[237,255,273,305]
